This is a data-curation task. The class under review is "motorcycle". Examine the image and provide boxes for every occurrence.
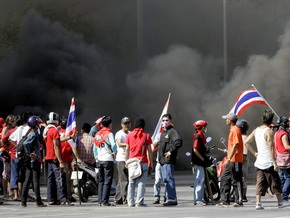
[203,145,221,203]
[71,162,99,202]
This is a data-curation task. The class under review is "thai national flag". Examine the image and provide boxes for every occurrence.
[65,98,77,148]
[230,88,269,116]
[151,93,171,152]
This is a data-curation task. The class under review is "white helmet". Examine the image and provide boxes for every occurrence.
[46,112,60,125]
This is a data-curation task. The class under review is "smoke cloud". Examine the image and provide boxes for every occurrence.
[0,9,110,118]
[128,24,290,169]
[1,6,290,169]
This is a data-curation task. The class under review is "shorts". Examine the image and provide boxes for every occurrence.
[256,166,282,196]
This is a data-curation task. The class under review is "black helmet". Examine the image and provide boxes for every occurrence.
[27,115,40,128]
[60,116,68,129]
[236,119,249,134]
[277,116,289,129]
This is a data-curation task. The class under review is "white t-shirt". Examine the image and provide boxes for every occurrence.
[115,129,129,162]
[9,125,30,158]
[9,125,30,144]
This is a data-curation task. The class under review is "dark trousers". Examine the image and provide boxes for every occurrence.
[21,160,42,204]
[98,161,114,204]
[220,162,243,204]
[47,160,67,203]
[115,161,128,203]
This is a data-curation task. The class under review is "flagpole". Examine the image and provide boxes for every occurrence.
[251,84,279,119]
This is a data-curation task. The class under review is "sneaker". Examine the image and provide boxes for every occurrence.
[256,202,264,210]
[37,202,47,207]
[216,202,229,207]
[152,199,160,204]
[135,204,147,207]
[48,201,60,205]
[232,203,243,207]
[101,202,115,206]
[114,200,123,205]
[21,203,27,207]
[196,202,206,206]
[163,201,178,206]
[60,201,74,206]
[278,200,290,208]
[242,197,248,202]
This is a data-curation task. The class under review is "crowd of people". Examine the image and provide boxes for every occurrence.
[0,111,183,208]
[0,109,289,210]
[190,109,290,210]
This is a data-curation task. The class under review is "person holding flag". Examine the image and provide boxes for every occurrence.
[157,113,182,206]
[43,112,73,206]
[151,94,170,204]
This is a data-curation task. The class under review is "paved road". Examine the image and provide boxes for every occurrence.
[1,171,290,218]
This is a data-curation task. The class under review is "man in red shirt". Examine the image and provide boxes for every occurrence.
[43,112,73,206]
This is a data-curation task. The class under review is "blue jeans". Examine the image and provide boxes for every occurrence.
[153,162,163,200]
[98,161,114,204]
[127,163,148,206]
[10,158,20,190]
[47,160,67,203]
[160,164,177,202]
[280,168,290,201]
[193,165,205,203]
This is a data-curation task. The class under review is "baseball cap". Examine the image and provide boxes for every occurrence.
[121,117,130,124]
[222,113,238,122]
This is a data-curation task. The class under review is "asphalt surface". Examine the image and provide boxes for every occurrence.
[1,171,290,218]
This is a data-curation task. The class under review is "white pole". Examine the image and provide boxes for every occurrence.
[251,84,279,119]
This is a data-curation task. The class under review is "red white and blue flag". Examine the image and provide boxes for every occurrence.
[230,88,269,116]
[151,93,171,152]
[66,98,77,148]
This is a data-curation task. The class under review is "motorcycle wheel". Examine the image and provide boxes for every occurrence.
[77,183,89,202]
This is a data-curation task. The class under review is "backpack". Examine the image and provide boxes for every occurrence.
[17,129,32,160]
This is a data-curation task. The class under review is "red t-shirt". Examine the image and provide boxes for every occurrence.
[275,129,289,154]
[58,129,73,163]
[45,126,60,160]
[126,128,152,163]
[2,127,17,159]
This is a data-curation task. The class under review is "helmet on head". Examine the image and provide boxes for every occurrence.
[277,116,289,129]
[27,115,40,128]
[46,112,59,125]
[236,119,249,134]
[193,120,208,129]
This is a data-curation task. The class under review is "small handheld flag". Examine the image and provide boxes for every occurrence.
[151,93,171,151]
[66,98,77,148]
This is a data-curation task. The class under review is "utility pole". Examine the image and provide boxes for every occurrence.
[223,0,228,82]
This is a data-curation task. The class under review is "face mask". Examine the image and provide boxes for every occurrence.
[162,120,170,128]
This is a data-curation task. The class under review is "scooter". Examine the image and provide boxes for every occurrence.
[71,162,99,202]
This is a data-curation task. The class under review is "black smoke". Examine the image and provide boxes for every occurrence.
[0,9,111,118]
